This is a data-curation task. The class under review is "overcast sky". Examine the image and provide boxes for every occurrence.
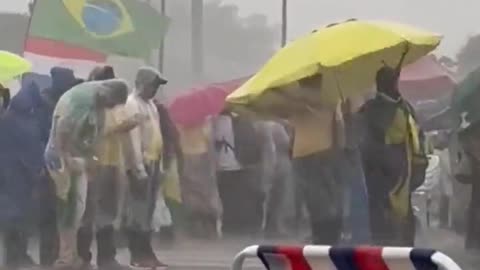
[5,0,479,57]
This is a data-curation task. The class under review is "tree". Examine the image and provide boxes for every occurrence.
[162,0,278,92]
[456,35,480,78]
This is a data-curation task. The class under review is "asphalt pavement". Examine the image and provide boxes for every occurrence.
[26,228,477,269]
[148,229,478,270]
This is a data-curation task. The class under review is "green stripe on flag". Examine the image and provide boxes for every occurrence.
[29,0,169,59]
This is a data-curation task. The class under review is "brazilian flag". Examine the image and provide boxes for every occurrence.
[29,0,170,59]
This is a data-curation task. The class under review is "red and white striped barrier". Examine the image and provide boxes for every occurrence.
[232,245,462,270]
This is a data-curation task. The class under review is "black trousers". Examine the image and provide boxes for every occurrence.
[294,151,344,245]
[77,225,117,266]
[127,230,157,262]
[217,169,264,236]
[4,229,30,267]
[38,175,59,266]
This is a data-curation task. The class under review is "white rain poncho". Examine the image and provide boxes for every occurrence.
[123,67,171,230]
[44,79,128,226]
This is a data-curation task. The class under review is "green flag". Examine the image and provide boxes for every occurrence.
[29,0,170,59]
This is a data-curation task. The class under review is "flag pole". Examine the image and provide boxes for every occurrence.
[22,0,38,56]
[191,0,204,82]
[281,0,287,47]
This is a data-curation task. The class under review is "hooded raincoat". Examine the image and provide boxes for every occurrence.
[45,79,128,267]
[0,82,44,230]
[123,67,170,231]
[45,79,128,227]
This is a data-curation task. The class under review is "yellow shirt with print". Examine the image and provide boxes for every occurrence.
[178,123,210,155]
[291,109,336,158]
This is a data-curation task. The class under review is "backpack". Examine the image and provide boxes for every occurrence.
[231,115,262,166]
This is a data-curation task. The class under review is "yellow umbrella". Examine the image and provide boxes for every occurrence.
[226,20,441,116]
[0,51,32,83]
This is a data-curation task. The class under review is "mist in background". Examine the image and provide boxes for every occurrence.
[2,0,480,96]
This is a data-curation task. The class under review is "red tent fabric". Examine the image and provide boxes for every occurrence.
[169,56,455,127]
[168,77,247,127]
[399,55,456,102]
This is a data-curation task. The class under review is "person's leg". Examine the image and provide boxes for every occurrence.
[127,229,142,264]
[293,168,304,235]
[217,171,236,235]
[244,169,265,235]
[17,231,35,267]
[40,222,60,266]
[4,229,21,267]
[345,149,371,244]
[128,230,166,268]
[55,161,89,269]
[39,176,60,266]
[77,171,97,267]
[302,153,343,245]
[128,162,165,268]
[96,225,125,269]
[264,173,284,237]
[94,167,129,269]
[76,226,93,265]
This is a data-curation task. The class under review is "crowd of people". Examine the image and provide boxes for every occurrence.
[0,47,433,270]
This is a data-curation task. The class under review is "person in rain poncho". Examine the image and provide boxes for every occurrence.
[123,67,168,268]
[257,120,295,237]
[0,81,45,269]
[337,98,371,244]
[76,66,139,270]
[284,73,347,245]
[213,111,264,236]
[155,99,183,243]
[360,45,428,246]
[45,79,129,270]
[37,67,83,267]
[178,118,222,238]
[454,118,480,250]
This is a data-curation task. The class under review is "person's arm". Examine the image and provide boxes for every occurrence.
[55,116,76,170]
[156,104,175,169]
[104,106,143,136]
[123,98,148,179]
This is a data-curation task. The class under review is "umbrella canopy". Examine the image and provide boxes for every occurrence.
[452,67,480,128]
[0,51,32,83]
[227,19,441,117]
[399,55,456,102]
[168,77,247,128]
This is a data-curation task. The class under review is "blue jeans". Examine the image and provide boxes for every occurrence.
[339,149,371,245]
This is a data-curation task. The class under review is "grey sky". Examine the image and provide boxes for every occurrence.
[5,0,478,56]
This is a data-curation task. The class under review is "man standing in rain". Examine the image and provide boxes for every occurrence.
[123,67,168,268]
[361,45,428,246]
[259,120,295,237]
[45,79,129,270]
[76,66,140,270]
[289,74,346,245]
[37,67,84,267]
